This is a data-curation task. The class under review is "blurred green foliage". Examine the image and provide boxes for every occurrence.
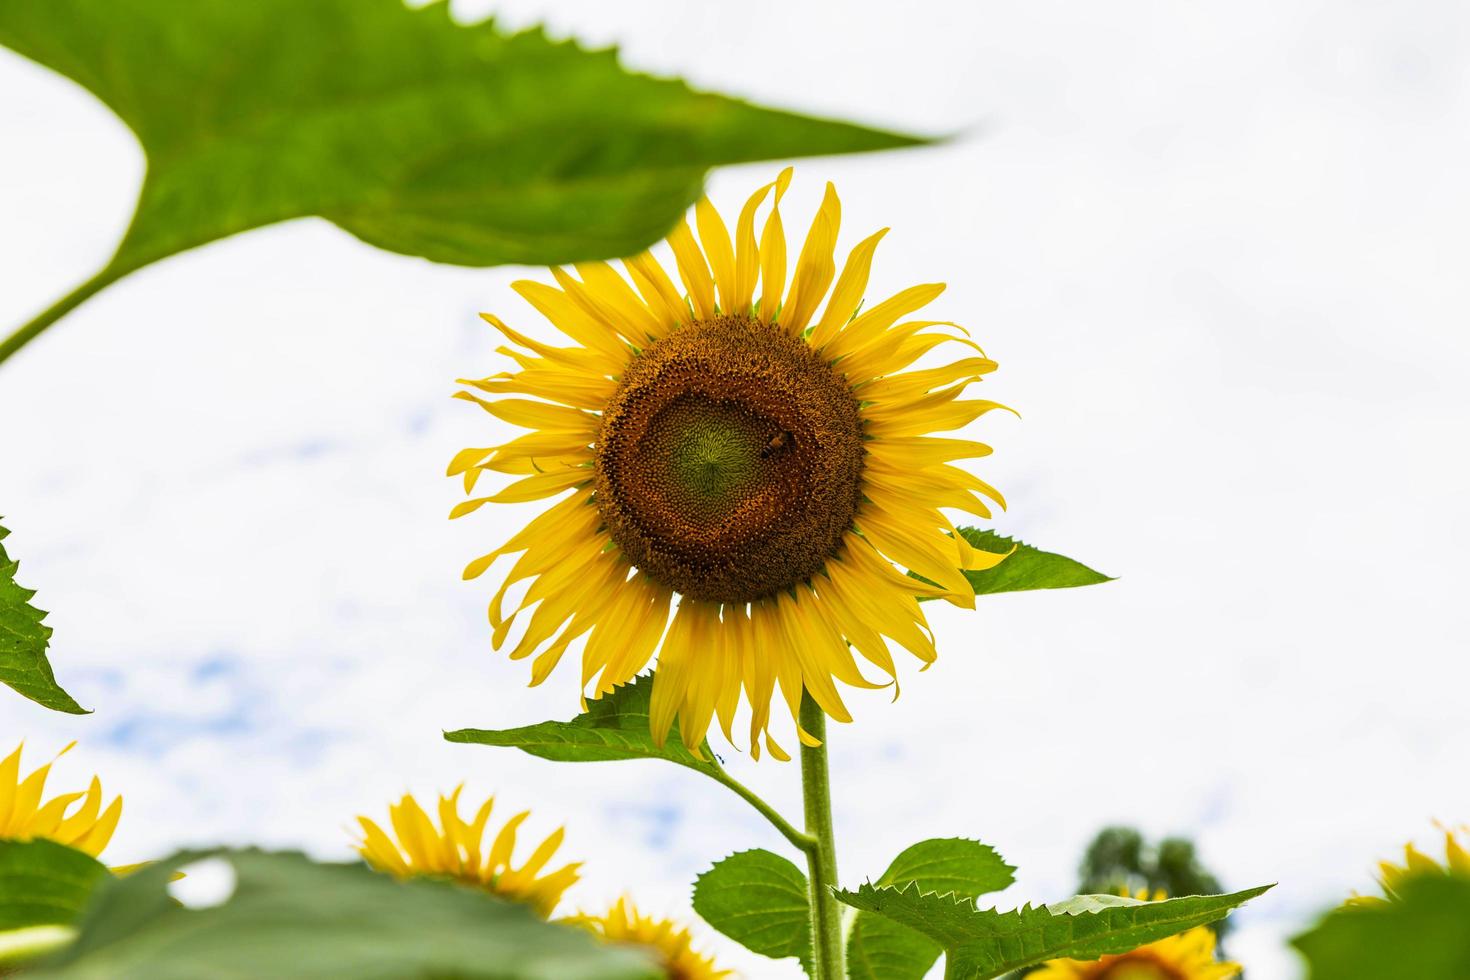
[23,848,658,979]
[0,840,107,966]
[0,0,924,364]
[1293,875,1470,980]
[1078,827,1229,936]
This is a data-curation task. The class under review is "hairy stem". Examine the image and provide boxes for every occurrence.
[800,690,845,980]
[0,264,123,367]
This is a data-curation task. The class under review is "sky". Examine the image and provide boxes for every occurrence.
[3,0,1469,976]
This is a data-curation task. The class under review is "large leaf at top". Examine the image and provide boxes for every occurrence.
[0,520,84,713]
[27,848,657,980]
[1293,876,1470,980]
[0,0,921,326]
[445,674,717,776]
[957,528,1112,595]
[847,839,1015,980]
[692,849,813,975]
[835,882,1269,980]
[0,840,108,966]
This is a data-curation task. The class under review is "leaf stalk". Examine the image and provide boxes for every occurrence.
[0,264,124,367]
[706,762,817,855]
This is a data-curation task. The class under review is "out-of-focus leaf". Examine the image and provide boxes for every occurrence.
[1293,876,1470,980]
[0,0,924,360]
[0,839,108,965]
[0,520,84,713]
[27,848,657,980]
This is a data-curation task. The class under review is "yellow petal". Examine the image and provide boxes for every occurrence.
[668,218,717,320]
[695,197,737,313]
[512,280,627,361]
[648,601,701,747]
[757,168,793,322]
[824,283,946,365]
[573,262,664,343]
[732,178,777,313]
[623,253,687,333]
[809,228,888,348]
[487,810,531,871]
[477,312,617,377]
[781,182,841,334]
[71,796,121,858]
[53,776,102,844]
[357,817,410,875]
[0,743,24,829]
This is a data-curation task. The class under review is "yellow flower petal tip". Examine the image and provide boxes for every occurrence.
[354,790,579,918]
[569,897,731,980]
[450,171,1009,754]
[0,741,122,859]
[1359,823,1470,903]
[1026,891,1241,980]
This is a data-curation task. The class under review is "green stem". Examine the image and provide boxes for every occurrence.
[800,690,845,980]
[706,762,817,855]
[0,264,123,367]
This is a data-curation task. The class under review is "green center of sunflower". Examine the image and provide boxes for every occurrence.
[595,315,864,604]
[659,398,768,518]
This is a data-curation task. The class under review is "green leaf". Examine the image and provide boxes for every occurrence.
[0,0,924,357]
[692,849,813,975]
[875,839,1016,899]
[27,848,658,980]
[0,520,84,713]
[835,881,1270,980]
[445,674,717,776]
[0,839,107,932]
[1293,876,1470,980]
[0,840,108,967]
[848,839,1015,980]
[957,528,1113,596]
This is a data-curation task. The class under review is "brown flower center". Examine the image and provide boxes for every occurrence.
[595,315,864,603]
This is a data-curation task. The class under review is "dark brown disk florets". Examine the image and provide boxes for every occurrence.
[595,315,865,603]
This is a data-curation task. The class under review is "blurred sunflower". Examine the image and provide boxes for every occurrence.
[450,170,1010,758]
[1348,824,1470,907]
[0,741,121,858]
[572,897,729,979]
[355,788,580,917]
[1026,892,1240,980]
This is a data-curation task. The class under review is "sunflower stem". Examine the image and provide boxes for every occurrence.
[0,263,124,367]
[799,690,845,980]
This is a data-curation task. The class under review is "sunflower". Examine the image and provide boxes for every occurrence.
[0,741,121,858]
[1347,824,1470,907]
[1026,892,1241,980]
[571,897,730,980]
[450,169,1010,759]
[355,788,580,917]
